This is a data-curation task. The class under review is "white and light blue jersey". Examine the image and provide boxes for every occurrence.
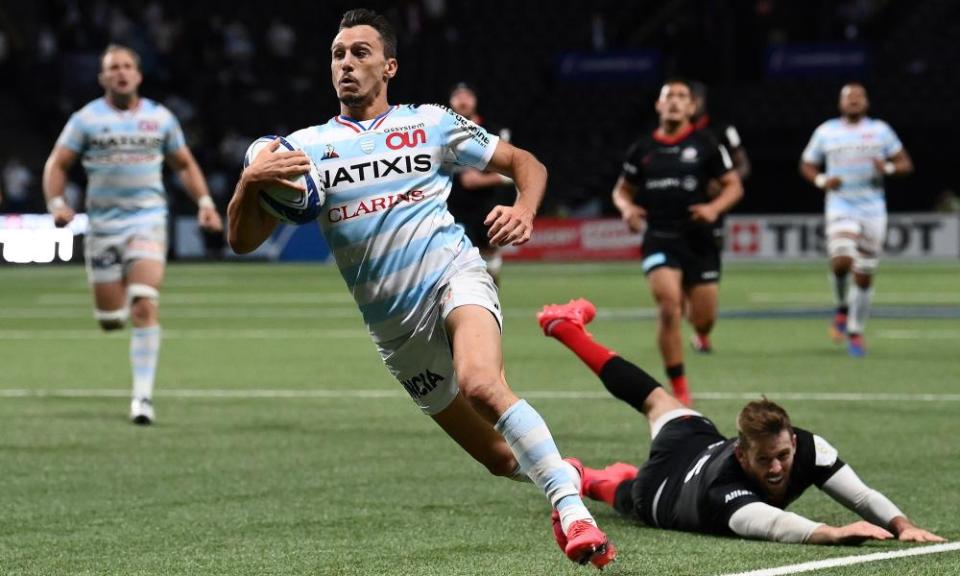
[288,104,499,341]
[801,117,903,217]
[56,97,186,233]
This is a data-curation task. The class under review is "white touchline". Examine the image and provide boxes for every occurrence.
[717,542,960,576]
[0,328,370,340]
[0,390,959,401]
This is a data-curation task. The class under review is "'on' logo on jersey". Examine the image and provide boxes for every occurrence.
[386,129,427,150]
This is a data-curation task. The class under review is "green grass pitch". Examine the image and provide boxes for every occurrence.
[1,261,958,575]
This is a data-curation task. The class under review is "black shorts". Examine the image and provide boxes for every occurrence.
[616,415,724,525]
[641,230,722,285]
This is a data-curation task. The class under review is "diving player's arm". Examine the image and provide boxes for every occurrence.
[482,140,544,247]
[820,464,945,543]
[166,147,223,233]
[42,146,79,227]
[227,139,310,254]
[728,502,894,545]
[873,149,914,178]
[690,169,742,224]
[612,177,646,233]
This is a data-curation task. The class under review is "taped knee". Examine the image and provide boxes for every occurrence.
[127,283,160,304]
[853,253,879,275]
[95,308,128,331]
[828,235,858,259]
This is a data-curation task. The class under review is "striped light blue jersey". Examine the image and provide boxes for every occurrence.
[801,117,903,217]
[56,97,186,233]
[287,104,499,341]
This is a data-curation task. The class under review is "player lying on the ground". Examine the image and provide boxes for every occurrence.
[537,299,946,545]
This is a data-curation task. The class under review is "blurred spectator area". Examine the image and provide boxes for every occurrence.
[0,0,956,216]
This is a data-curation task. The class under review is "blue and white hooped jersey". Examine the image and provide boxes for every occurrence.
[287,104,499,341]
[56,97,186,233]
[801,117,903,218]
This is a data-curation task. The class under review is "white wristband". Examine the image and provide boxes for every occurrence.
[47,196,67,213]
[197,195,216,210]
[814,174,829,189]
[883,161,896,176]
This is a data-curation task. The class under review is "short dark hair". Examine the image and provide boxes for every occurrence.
[100,44,141,71]
[339,9,397,59]
[737,398,793,451]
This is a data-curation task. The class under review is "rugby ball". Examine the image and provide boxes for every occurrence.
[243,135,325,224]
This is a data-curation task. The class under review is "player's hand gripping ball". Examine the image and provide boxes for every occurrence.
[243,136,325,224]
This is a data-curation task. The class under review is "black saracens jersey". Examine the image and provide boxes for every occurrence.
[649,421,846,536]
[621,126,733,240]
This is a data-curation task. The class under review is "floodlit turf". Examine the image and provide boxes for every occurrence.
[1,261,958,575]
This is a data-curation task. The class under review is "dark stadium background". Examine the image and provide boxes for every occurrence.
[0,0,957,221]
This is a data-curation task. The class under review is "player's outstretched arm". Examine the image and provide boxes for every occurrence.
[42,146,78,227]
[889,516,946,543]
[729,502,895,546]
[166,147,223,233]
[227,140,309,254]
[820,464,946,543]
[807,520,894,545]
[482,140,545,247]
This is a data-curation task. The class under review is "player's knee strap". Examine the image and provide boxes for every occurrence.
[95,308,129,323]
[127,283,160,303]
[828,235,858,259]
[853,253,879,275]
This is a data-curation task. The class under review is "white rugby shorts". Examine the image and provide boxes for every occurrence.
[375,261,502,415]
[825,210,886,272]
[84,222,167,283]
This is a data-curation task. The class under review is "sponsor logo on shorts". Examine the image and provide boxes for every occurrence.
[702,270,720,280]
[91,247,121,269]
[400,369,445,400]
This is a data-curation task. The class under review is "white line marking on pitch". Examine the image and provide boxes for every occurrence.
[36,292,354,305]
[717,542,960,576]
[0,308,361,319]
[749,292,960,304]
[0,328,369,340]
[0,389,958,401]
[877,329,960,339]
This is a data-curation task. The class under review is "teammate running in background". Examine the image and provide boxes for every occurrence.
[446,82,514,286]
[689,80,750,353]
[612,79,742,405]
[538,298,945,545]
[228,9,614,567]
[43,44,222,425]
[800,83,913,357]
